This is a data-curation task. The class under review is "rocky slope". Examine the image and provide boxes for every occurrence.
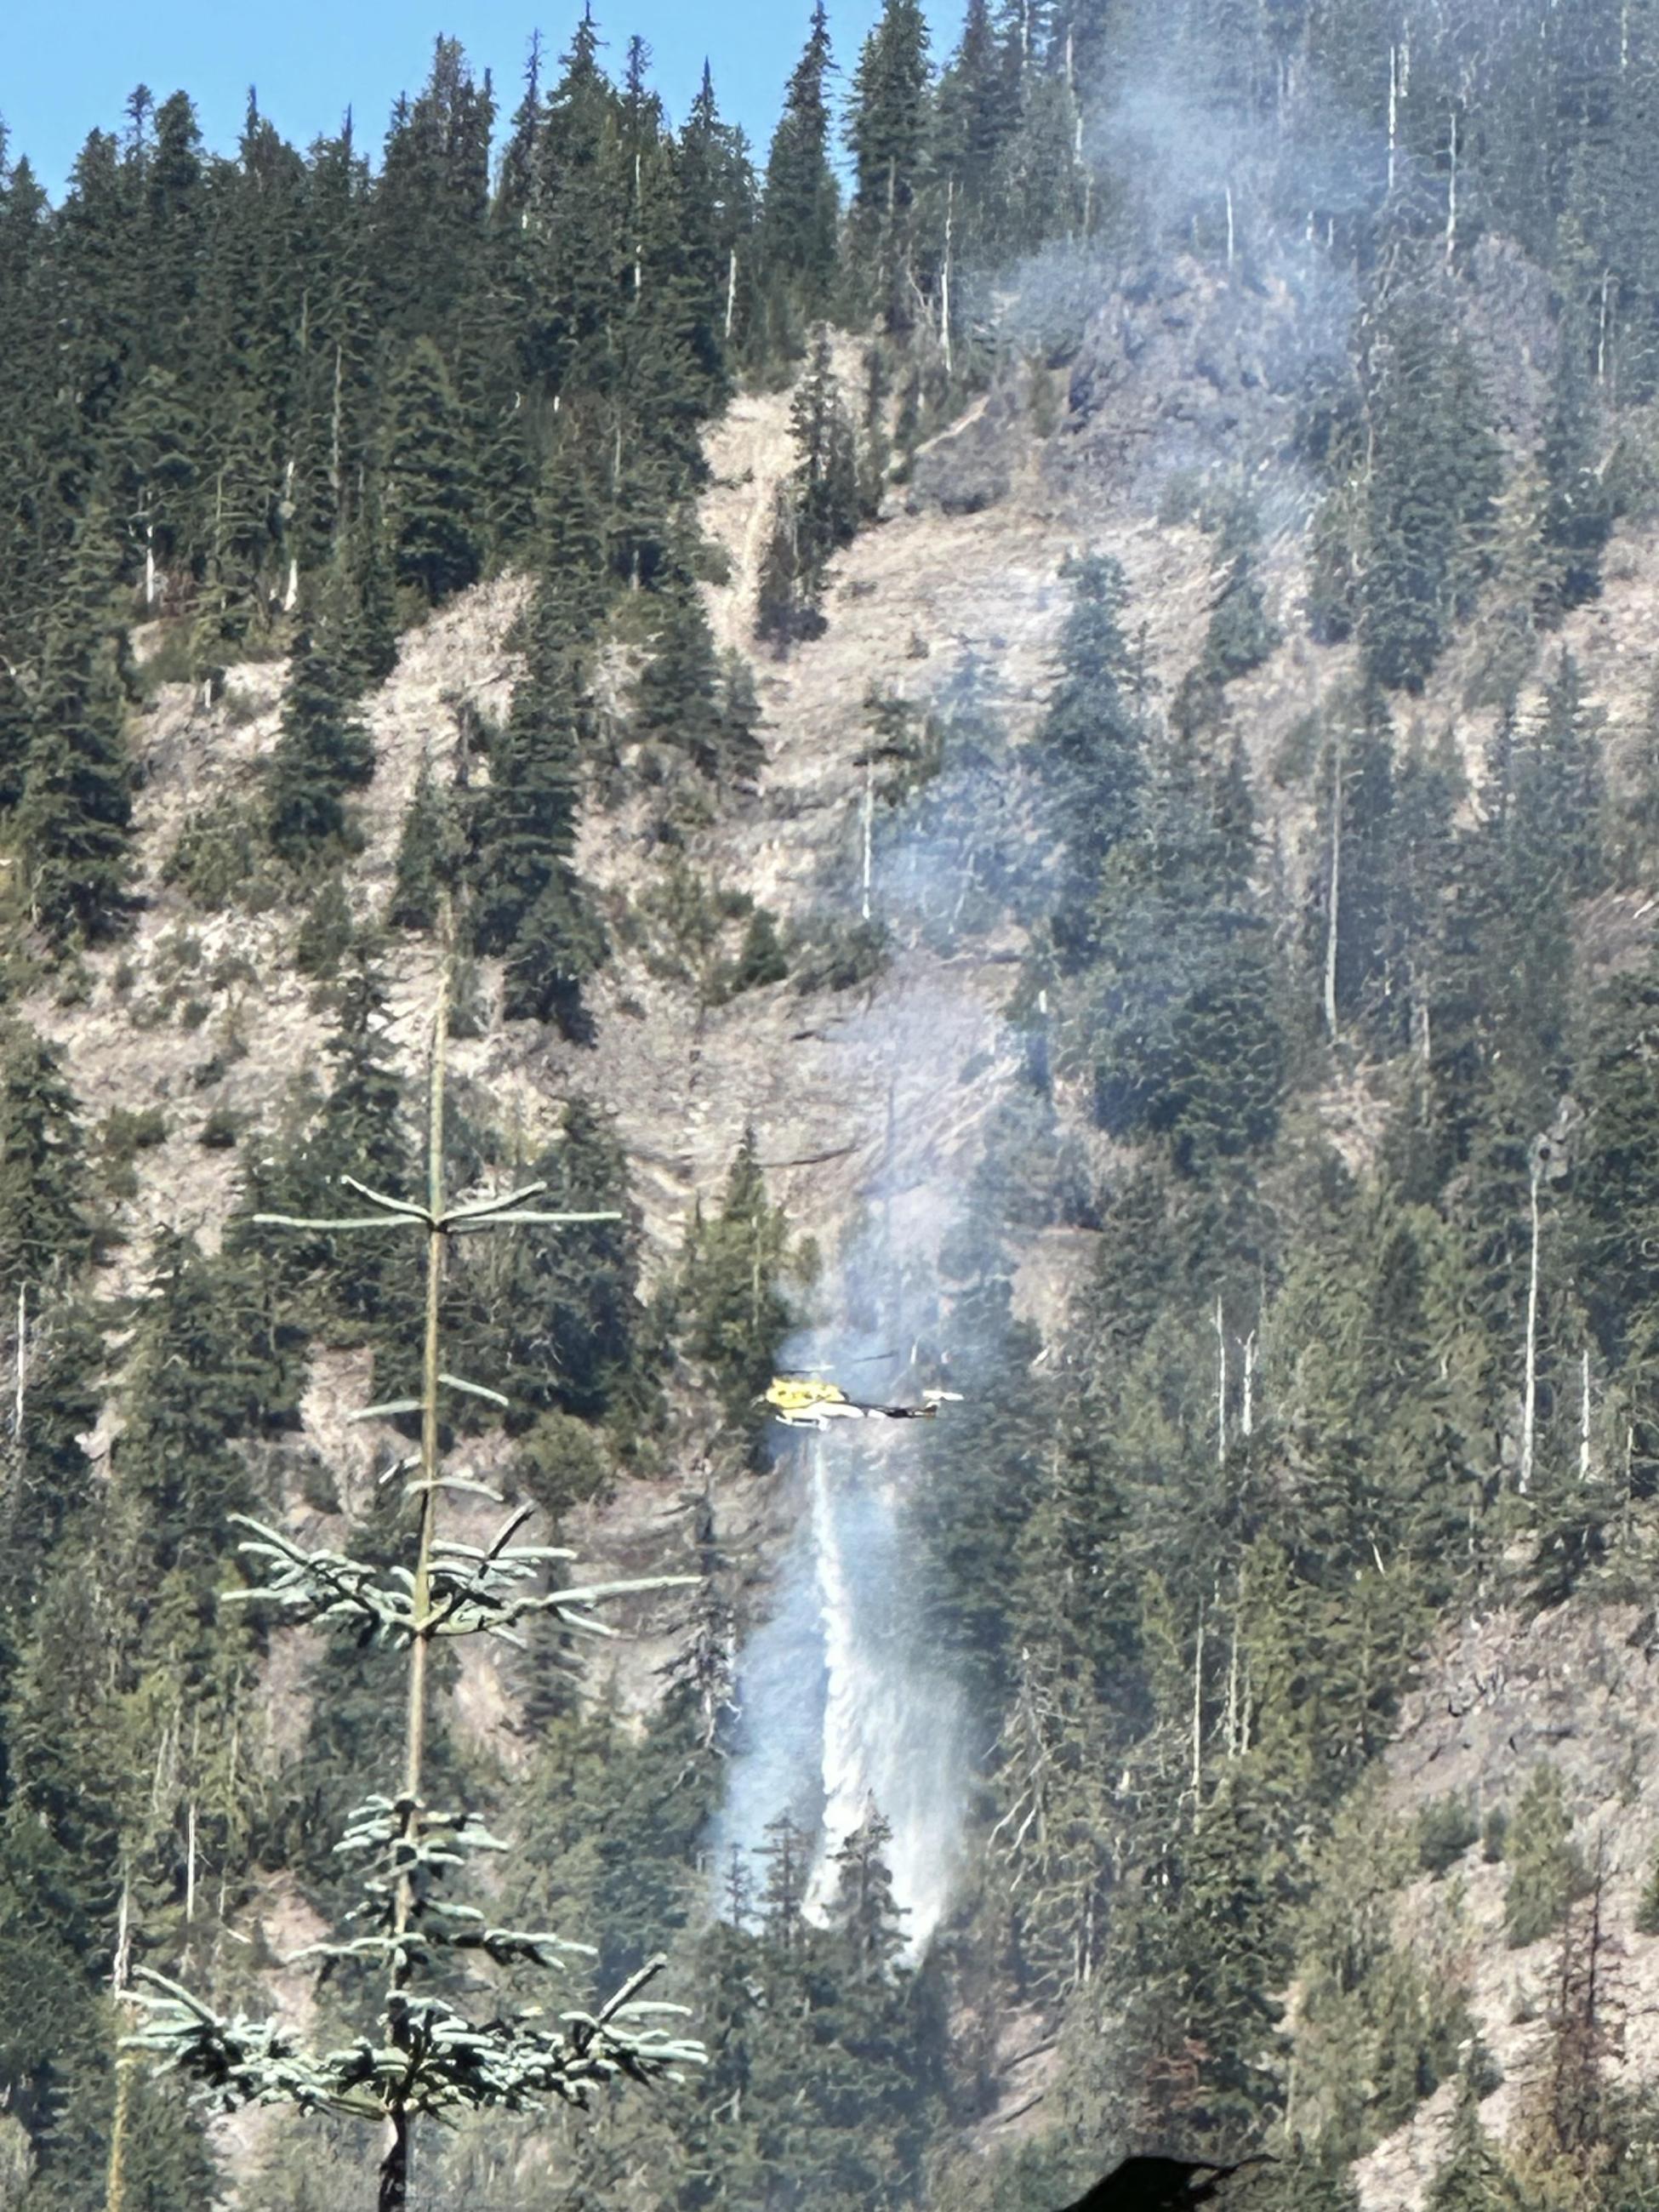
[38,252,1659,2197]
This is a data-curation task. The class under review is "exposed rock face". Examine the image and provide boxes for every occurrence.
[1057,252,1343,502]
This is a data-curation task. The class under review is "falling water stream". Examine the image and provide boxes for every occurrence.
[715,1428,969,1956]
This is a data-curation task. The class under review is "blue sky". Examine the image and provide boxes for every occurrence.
[4,1,966,201]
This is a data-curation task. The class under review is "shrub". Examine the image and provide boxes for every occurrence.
[1418,1793,1481,1878]
[1504,1765,1588,1947]
[787,915,891,995]
[199,1106,242,1150]
[163,795,282,913]
[512,1412,612,1522]
[101,1104,168,1163]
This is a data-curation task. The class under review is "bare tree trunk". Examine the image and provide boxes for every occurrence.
[1388,43,1400,196]
[1215,1298,1227,1467]
[1324,726,1344,1042]
[1581,1348,1593,1482]
[1190,1606,1206,1818]
[941,183,955,380]
[330,344,345,510]
[725,248,738,344]
[1445,105,1458,262]
[1241,1330,1257,1440]
[1224,1606,1240,1759]
[634,149,644,296]
[13,1285,25,1441]
[1520,1157,1542,1494]
[861,758,875,922]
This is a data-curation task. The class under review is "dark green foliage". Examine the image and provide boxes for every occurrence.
[846,0,932,333]
[1540,292,1613,619]
[381,337,482,605]
[451,1100,642,1427]
[679,1129,797,1433]
[1200,495,1280,687]
[1419,1793,1482,1877]
[15,19,1659,2210]
[1035,551,1149,964]
[265,625,374,863]
[1505,1765,1588,1947]
[14,511,134,948]
[791,328,861,582]
[293,873,362,980]
[635,579,763,784]
[246,949,413,1340]
[722,908,790,995]
[385,759,461,931]
[0,1023,100,1293]
[468,579,604,1034]
[758,3,841,336]
[119,1232,266,1587]
[1425,2078,1523,2211]
[755,484,824,651]
[1309,300,1500,693]
[755,330,860,650]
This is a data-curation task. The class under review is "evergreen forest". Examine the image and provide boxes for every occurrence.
[13,1,1659,2209]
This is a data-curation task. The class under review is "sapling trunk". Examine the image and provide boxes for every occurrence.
[382,959,450,2212]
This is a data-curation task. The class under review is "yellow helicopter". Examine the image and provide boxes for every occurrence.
[761,1371,962,1431]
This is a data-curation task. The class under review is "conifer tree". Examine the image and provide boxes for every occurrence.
[1539,284,1612,619]
[451,1099,641,1428]
[846,0,933,332]
[118,1234,258,1590]
[265,619,375,863]
[634,575,761,785]
[791,328,861,579]
[756,329,859,649]
[827,1807,909,1980]
[755,485,821,653]
[1505,1764,1587,1947]
[468,579,604,1035]
[1359,307,1501,692]
[386,758,459,932]
[1426,2077,1523,2211]
[339,499,402,691]
[382,338,482,605]
[251,948,413,1338]
[677,64,757,368]
[1202,494,1280,684]
[758,4,841,339]
[373,39,494,347]
[0,1024,99,1296]
[14,510,134,949]
[634,580,727,775]
[1035,550,1148,966]
[935,0,1010,227]
[681,1129,796,1432]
